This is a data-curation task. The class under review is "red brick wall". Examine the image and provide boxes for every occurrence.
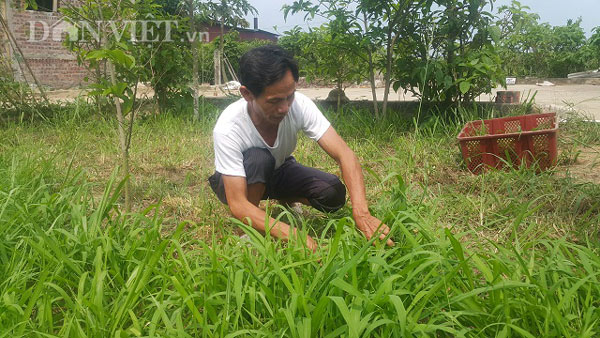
[8,1,87,89]
[25,58,87,89]
[7,3,277,89]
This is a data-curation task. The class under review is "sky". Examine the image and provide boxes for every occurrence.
[246,0,599,37]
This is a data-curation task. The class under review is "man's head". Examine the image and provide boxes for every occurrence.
[239,45,299,97]
[239,45,299,126]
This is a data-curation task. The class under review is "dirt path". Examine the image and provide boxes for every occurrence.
[301,84,600,121]
[45,83,600,120]
[484,84,600,121]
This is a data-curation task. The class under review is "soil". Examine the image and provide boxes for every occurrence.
[560,146,600,184]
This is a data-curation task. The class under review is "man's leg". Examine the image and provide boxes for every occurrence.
[243,148,275,206]
[270,157,346,213]
[208,147,275,206]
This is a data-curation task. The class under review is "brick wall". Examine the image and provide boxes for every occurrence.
[8,0,87,89]
[6,2,277,89]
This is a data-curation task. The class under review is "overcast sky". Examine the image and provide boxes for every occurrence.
[246,0,599,37]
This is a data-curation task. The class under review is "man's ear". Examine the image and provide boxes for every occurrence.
[239,86,255,102]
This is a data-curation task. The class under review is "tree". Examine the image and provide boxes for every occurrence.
[395,0,505,105]
[548,19,587,77]
[282,2,382,115]
[496,1,592,77]
[198,0,256,85]
[496,0,544,77]
[589,27,600,69]
[61,0,163,211]
[284,0,421,118]
[141,0,193,113]
[358,0,426,116]
[279,26,364,111]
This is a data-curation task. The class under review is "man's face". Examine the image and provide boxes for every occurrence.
[244,69,296,126]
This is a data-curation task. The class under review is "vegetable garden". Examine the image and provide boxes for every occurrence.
[1,105,599,336]
[1,0,600,336]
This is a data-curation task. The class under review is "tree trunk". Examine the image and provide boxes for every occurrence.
[213,50,221,86]
[336,80,342,113]
[189,0,199,120]
[192,48,199,120]
[382,32,398,118]
[108,60,131,212]
[363,12,379,118]
[445,5,457,107]
[218,19,226,85]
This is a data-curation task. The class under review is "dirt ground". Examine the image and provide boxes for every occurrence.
[565,146,600,184]
[45,83,600,121]
[300,84,600,121]
[485,84,600,121]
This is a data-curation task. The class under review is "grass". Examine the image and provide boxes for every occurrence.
[1,101,599,336]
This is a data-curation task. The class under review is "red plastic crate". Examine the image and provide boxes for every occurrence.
[457,113,558,174]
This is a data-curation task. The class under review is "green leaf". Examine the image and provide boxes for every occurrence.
[459,81,471,94]
[107,50,135,68]
[85,50,107,61]
[122,97,134,115]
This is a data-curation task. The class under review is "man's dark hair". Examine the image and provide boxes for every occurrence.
[239,45,299,97]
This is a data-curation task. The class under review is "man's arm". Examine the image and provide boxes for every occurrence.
[317,126,394,246]
[222,175,317,251]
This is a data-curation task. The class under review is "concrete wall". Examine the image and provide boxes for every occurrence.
[200,97,524,118]
[516,78,600,86]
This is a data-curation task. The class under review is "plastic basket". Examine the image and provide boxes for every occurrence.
[457,113,558,174]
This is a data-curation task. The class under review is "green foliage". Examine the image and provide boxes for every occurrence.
[196,0,256,28]
[85,48,137,114]
[496,1,597,78]
[61,0,153,106]
[398,44,505,104]
[284,0,429,117]
[279,26,365,90]
[197,31,272,85]
[590,28,600,69]
[61,0,195,112]
[0,55,78,123]
[394,0,505,104]
[0,67,38,117]
[132,0,195,111]
[285,0,505,107]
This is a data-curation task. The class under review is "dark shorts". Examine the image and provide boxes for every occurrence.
[208,147,346,213]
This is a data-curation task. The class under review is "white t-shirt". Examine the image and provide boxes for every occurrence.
[213,92,331,177]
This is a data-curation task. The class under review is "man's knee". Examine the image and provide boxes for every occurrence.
[243,148,275,185]
[310,179,346,213]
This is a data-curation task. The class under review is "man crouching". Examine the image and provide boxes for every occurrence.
[208,45,393,251]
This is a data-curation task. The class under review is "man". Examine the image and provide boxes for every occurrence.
[208,45,392,251]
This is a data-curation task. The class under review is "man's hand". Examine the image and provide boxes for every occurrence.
[317,128,393,247]
[304,234,318,252]
[354,213,394,246]
[290,227,318,252]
